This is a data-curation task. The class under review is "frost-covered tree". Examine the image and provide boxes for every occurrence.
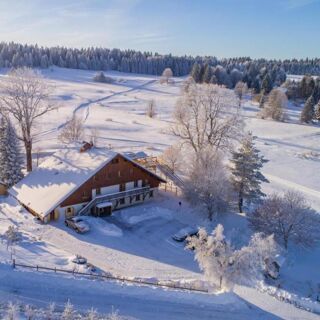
[45,303,55,320]
[300,95,315,123]
[314,101,320,121]
[0,67,55,171]
[261,88,287,121]
[234,81,248,106]
[0,118,23,187]
[249,190,320,249]
[172,84,242,154]
[185,150,231,220]
[160,68,173,84]
[4,226,20,250]
[187,225,233,290]
[161,144,181,174]
[24,305,35,320]
[5,302,19,320]
[85,308,98,320]
[261,73,273,94]
[146,99,156,118]
[190,63,201,83]
[187,224,278,291]
[58,114,84,144]
[62,300,76,320]
[230,132,269,213]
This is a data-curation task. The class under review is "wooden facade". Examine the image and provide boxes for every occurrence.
[60,154,162,208]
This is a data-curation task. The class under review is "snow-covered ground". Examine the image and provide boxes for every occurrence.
[0,67,319,319]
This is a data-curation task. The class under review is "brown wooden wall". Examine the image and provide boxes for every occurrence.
[60,154,162,207]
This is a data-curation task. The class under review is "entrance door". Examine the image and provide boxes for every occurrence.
[97,205,112,217]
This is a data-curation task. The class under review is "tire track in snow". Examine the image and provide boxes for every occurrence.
[265,173,320,200]
[58,79,156,130]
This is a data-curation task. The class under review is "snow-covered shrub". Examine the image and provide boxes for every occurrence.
[62,300,76,320]
[249,190,320,249]
[93,72,114,84]
[4,226,20,249]
[24,305,35,320]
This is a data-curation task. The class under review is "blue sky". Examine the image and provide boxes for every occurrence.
[0,0,319,59]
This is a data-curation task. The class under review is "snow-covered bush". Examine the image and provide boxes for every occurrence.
[62,300,76,320]
[249,190,320,249]
[5,302,19,320]
[160,68,173,84]
[3,226,20,250]
[93,72,114,84]
[187,224,279,291]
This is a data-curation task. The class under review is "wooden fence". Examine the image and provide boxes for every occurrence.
[12,260,208,294]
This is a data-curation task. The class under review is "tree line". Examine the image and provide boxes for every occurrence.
[1,42,320,78]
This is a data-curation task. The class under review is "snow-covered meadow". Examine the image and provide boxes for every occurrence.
[0,67,319,319]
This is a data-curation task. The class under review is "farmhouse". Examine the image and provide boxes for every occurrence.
[10,145,165,223]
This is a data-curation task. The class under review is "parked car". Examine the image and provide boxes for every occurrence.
[71,254,87,265]
[65,216,90,233]
[172,226,199,242]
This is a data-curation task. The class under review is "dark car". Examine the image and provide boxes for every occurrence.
[172,226,199,242]
[65,216,90,233]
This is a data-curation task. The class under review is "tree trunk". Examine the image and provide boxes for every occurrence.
[25,140,33,172]
[219,276,223,290]
[238,192,243,213]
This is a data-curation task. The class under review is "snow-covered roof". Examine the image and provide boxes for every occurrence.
[10,147,117,218]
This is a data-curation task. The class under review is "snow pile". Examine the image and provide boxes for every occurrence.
[258,282,320,314]
[120,207,173,225]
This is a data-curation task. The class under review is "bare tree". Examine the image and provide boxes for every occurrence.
[260,88,287,121]
[249,190,320,249]
[161,144,181,173]
[58,114,84,144]
[234,81,248,107]
[89,127,100,147]
[184,149,231,220]
[172,84,242,154]
[0,67,56,171]
[160,68,173,84]
[146,100,156,118]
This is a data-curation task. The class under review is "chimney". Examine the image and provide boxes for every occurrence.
[80,141,93,153]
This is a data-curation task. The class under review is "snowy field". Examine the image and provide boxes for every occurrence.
[0,67,319,319]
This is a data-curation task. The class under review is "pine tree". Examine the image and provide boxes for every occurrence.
[314,101,320,121]
[261,73,273,94]
[0,118,23,187]
[190,63,201,83]
[300,95,315,123]
[230,132,269,213]
[202,64,212,83]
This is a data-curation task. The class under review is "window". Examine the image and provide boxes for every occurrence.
[149,190,154,198]
[96,187,101,195]
[67,207,73,213]
[119,198,125,205]
[134,180,138,188]
[142,179,149,187]
[135,194,140,201]
[112,158,119,164]
[119,184,125,192]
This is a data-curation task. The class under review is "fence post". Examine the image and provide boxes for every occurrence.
[12,259,15,269]
[36,265,38,271]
